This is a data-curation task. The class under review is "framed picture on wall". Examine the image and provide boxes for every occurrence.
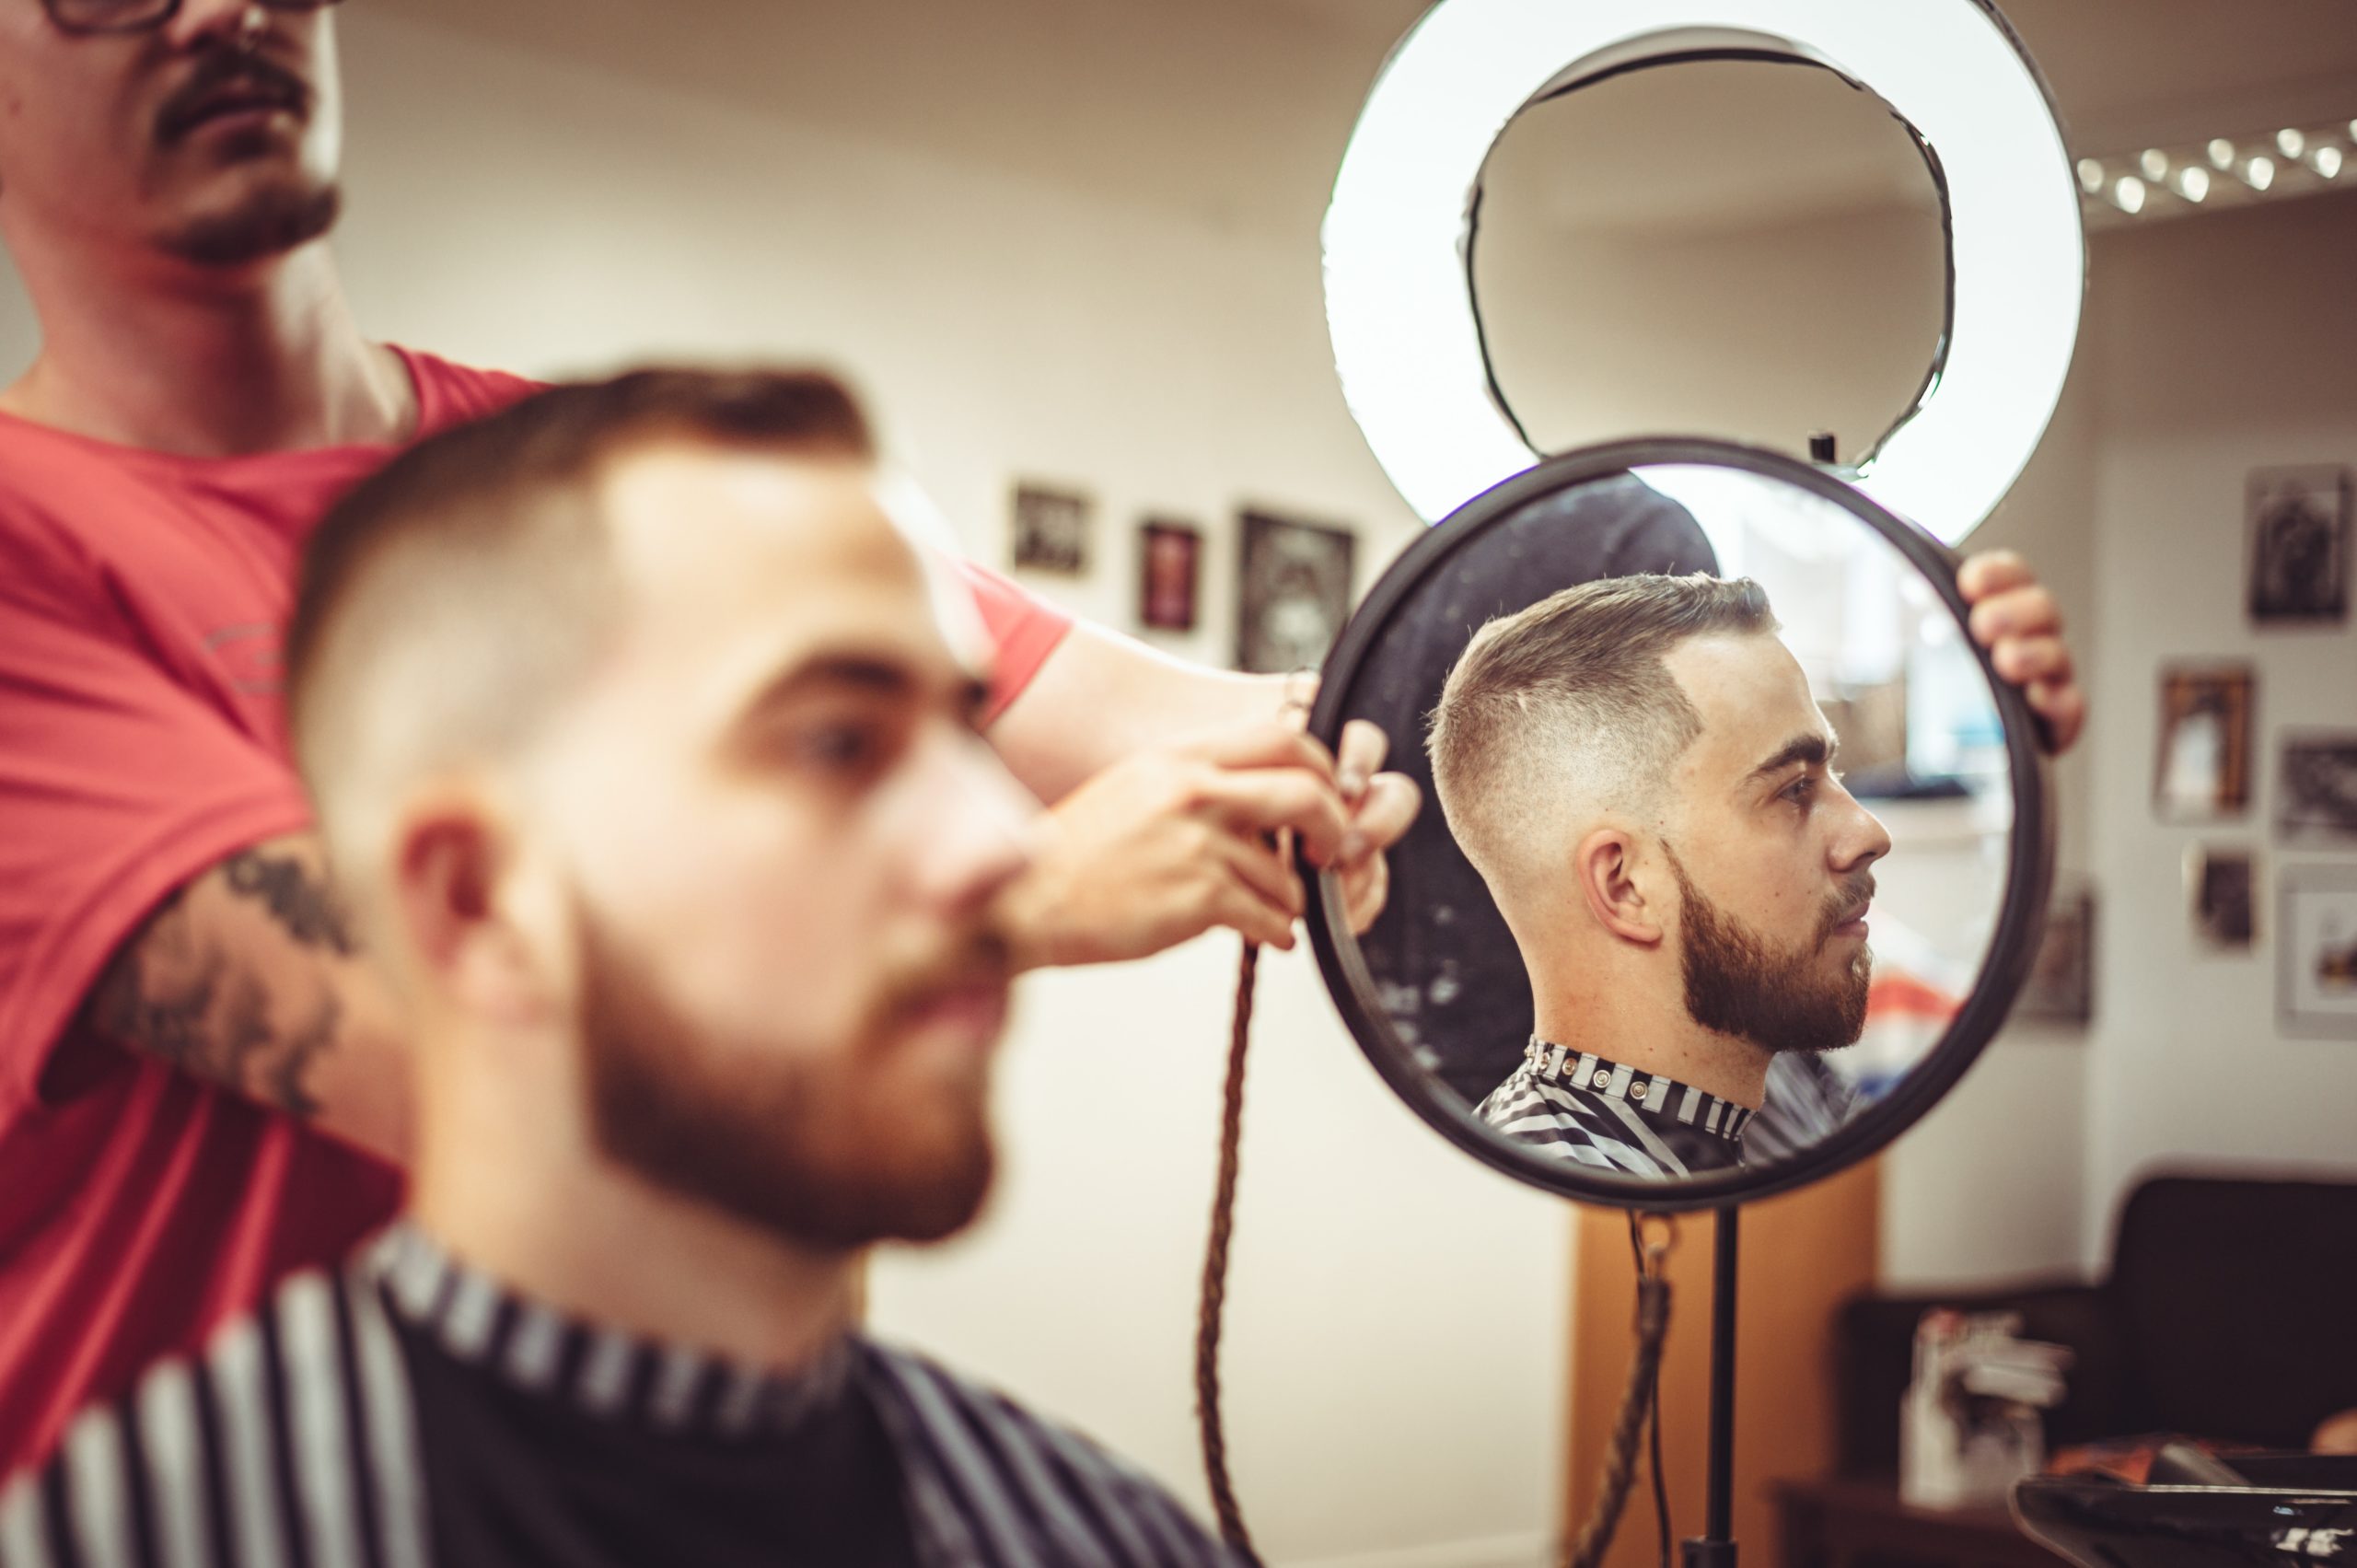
[2153,665,2255,820]
[2015,887,2095,1025]
[1236,509,1355,675]
[1010,482,1092,576]
[2278,731,2357,843]
[2279,865,2357,1039]
[1138,518,1202,633]
[2185,845,2257,951]
[2247,465,2351,626]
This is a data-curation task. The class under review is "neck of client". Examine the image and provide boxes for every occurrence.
[1524,932,1773,1109]
[405,1017,857,1376]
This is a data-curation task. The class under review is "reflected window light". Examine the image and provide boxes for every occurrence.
[2111,175,2146,214]
[2076,157,2106,194]
[2173,165,2212,203]
[2278,128,2307,159]
[2139,148,2168,180]
[2208,137,2237,169]
[2315,145,2346,180]
[2243,155,2276,191]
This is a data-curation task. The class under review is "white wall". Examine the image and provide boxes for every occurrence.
[2077,194,2357,1264]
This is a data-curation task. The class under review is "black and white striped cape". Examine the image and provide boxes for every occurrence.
[0,1227,1241,1568]
[1474,1038,1752,1179]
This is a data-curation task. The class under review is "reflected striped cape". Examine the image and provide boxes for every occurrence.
[1475,1038,1752,1179]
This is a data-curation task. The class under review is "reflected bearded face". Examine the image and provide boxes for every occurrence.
[1668,846,1874,1054]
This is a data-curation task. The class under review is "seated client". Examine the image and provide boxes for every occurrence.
[1426,574,1892,1179]
[0,371,1241,1566]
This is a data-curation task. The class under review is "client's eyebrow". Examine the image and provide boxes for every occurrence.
[743,653,992,725]
[1746,730,1839,784]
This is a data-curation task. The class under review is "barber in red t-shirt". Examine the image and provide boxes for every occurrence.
[0,0,2087,1472]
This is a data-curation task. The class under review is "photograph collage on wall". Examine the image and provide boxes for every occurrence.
[2187,845,2257,950]
[1236,510,1356,675]
[2247,465,2351,626]
[1139,519,1202,633]
[2280,865,2357,1038]
[1010,482,1093,576]
[2153,665,2255,821]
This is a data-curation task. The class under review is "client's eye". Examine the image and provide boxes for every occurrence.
[1782,773,1819,807]
[799,723,882,772]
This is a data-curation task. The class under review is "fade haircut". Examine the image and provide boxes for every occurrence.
[284,368,876,900]
[1426,574,1777,894]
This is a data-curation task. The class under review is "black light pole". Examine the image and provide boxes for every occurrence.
[1683,1204,1741,1568]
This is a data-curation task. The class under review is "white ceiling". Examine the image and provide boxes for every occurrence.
[370,0,2357,239]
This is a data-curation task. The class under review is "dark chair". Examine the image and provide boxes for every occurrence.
[1833,1172,2357,1477]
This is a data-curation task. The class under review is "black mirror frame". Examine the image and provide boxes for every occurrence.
[1301,436,2055,1213]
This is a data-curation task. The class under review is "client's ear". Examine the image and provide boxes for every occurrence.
[1573,827,1666,947]
[393,790,552,1025]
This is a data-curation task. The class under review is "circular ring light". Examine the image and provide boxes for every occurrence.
[1322,0,2085,546]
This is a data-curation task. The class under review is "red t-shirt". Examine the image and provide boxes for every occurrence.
[0,348,1071,1472]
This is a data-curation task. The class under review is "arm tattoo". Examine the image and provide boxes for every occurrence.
[223,849,358,955]
[82,852,359,1121]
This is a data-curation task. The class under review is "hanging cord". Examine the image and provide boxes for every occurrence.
[1194,937,1264,1564]
[1564,1213,1678,1568]
[1635,1217,1674,1568]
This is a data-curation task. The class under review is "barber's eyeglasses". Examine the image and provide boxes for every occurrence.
[41,0,343,38]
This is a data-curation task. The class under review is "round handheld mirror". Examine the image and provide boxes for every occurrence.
[1304,439,2052,1209]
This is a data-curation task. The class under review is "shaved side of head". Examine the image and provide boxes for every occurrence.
[1425,574,1776,900]
[283,369,876,921]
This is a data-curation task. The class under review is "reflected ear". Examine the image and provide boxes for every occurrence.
[393,793,553,1026]
[1573,827,1666,947]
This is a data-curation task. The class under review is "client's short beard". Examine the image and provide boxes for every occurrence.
[1666,846,1872,1055]
[161,183,342,268]
[575,908,998,1253]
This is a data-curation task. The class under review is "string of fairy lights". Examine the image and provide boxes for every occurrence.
[2078,117,2354,221]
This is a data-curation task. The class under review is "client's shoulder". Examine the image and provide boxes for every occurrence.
[854,1339,1245,1567]
[0,1258,419,1568]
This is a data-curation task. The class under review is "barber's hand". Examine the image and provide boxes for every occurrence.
[1330,719,1423,935]
[1000,722,1355,970]
[1957,550,2085,755]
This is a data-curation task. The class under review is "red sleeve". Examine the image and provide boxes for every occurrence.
[953,560,1073,724]
[0,541,313,1111]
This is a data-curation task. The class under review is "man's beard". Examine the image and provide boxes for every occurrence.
[160,182,342,268]
[574,903,1006,1254]
[1666,846,1873,1055]
[150,44,343,268]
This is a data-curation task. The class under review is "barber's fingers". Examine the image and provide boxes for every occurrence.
[1956,549,2037,603]
[2025,678,2087,754]
[1207,874,1300,951]
[1341,772,1422,864]
[1335,719,1391,803]
[1180,721,1338,782]
[1203,769,1352,866]
[1216,832,1307,921]
[1968,583,2064,651]
[1989,633,2073,689]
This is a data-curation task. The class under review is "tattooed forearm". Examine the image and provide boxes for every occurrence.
[224,849,358,956]
[80,850,359,1121]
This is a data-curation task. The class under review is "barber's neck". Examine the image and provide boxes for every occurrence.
[1527,946,1773,1109]
[405,1026,856,1376]
[0,234,412,457]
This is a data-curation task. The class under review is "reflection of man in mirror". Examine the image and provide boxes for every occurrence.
[1427,575,1892,1178]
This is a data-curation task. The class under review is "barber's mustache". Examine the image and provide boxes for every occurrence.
[156,47,314,146]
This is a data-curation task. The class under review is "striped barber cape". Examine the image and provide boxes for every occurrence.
[0,1226,1240,1568]
[1475,1038,1753,1179]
